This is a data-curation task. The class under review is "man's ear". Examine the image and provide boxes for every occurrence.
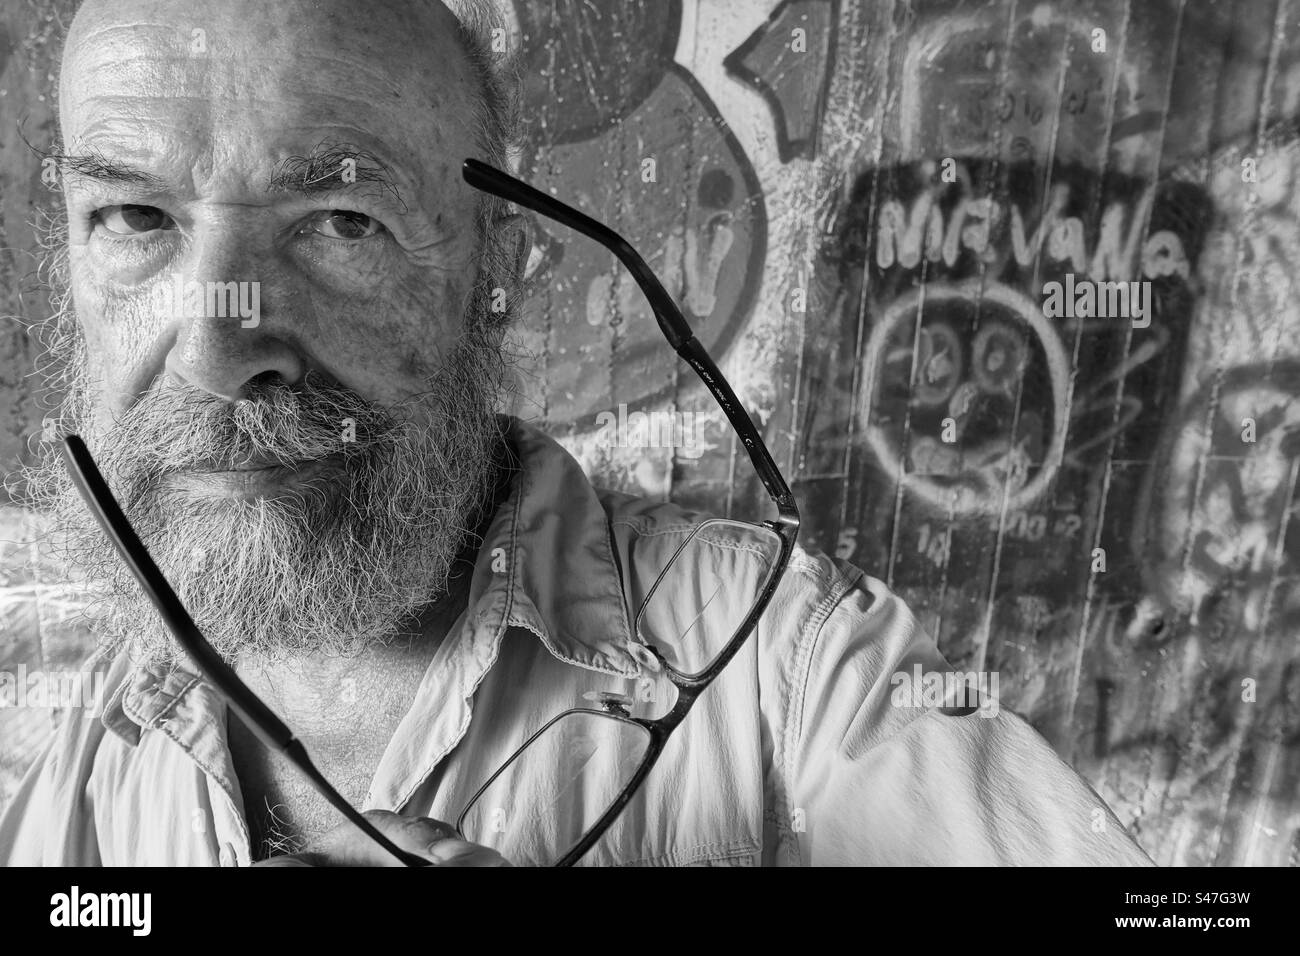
[494,213,533,286]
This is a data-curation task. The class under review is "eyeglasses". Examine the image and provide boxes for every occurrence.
[59,159,800,867]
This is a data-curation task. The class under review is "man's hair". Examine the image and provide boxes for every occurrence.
[445,0,524,177]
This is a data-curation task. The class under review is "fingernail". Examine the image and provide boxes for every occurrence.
[427,839,478,863]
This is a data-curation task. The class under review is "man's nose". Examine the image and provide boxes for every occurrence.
[162,232,304,401]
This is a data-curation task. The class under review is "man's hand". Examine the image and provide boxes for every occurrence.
[252,810,512,867]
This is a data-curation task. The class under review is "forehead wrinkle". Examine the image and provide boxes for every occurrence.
[60,2,482,229]
[257,51,430,100]
[65,19,197,53]
[65,14,459,105]
[64,57,398,116]
[61,4,479,138]
[61,22,205,99]
[70,98,214,153]
[67,77,459,178]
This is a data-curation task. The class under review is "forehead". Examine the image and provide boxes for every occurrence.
[57,0,480,195]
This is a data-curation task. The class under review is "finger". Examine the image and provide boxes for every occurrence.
[303,810,461,867]
[359,812,512,866]
[426,838,513,867]
[250,855,318,867]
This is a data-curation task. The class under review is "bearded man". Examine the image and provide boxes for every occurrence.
[0,0,1153,867]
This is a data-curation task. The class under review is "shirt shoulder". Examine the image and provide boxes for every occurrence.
[597,490,1152,865]
[597,487,883,715]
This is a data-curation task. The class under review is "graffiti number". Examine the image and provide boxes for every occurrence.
[1007,511,1047,542]
[1054,513,1084,537]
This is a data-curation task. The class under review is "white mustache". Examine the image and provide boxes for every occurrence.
[92,375,402,479]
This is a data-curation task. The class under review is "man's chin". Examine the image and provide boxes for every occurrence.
[57,493,439,668]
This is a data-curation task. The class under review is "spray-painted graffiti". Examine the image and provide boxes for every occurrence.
[894,3,1133,168]
[724,0,839,163]
[1135,363,1300,631]
[508,0,768,428]
[806,160,1206,534]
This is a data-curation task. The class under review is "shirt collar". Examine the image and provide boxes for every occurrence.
[101,414,642,744]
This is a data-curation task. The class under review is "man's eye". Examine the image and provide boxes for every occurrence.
[305,210,383,241]
[93,205,174,236]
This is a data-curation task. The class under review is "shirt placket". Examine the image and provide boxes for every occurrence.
[120,665,251,866]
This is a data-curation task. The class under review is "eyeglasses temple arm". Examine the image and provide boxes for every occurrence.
[462,159,799,528]
[59,435,431,867]
[675,337,799,526]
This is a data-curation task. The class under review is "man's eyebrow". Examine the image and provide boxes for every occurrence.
[45,146,169,191]
[266,142,408,211]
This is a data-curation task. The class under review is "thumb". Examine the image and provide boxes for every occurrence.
[306,810,510,867]
[303,809,454,866]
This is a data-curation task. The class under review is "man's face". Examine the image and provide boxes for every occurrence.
[33,0,510,664]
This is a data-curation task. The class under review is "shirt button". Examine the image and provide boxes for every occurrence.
[625,642,661,671]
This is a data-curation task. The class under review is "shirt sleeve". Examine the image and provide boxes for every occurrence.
[779,567,1154,866]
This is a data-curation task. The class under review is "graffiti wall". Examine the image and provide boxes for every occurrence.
[2,0,1299,865]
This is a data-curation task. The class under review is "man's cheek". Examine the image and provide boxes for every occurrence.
[309,272,469,385]
[74,279,166,405]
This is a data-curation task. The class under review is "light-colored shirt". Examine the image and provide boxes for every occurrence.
[0,417,1153,866]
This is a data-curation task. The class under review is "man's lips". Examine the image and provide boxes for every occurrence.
[191,455,298,473]
[168,453,345,497]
